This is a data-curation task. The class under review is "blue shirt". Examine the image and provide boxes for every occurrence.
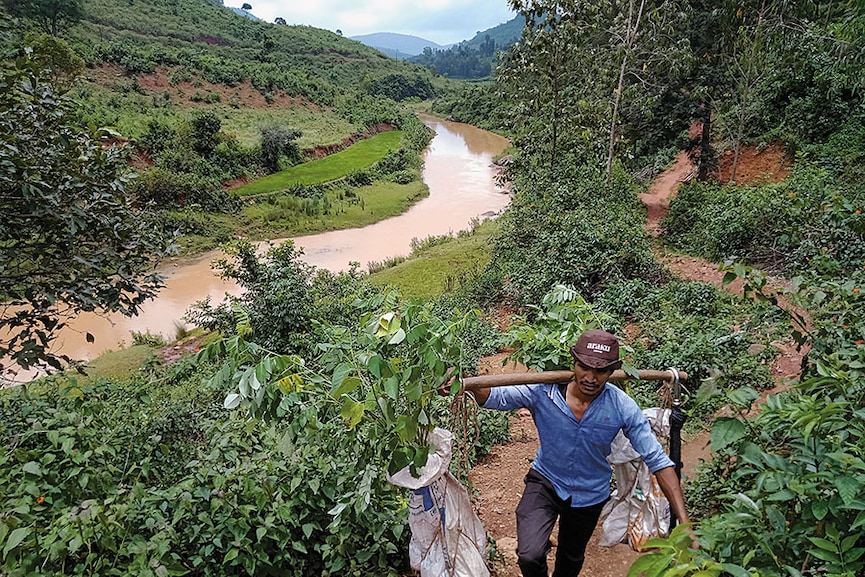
[483,382,674,507]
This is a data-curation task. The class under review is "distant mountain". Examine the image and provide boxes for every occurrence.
[350,33,452,60]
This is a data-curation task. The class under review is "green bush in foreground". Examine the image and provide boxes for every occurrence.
[0,366,411,576]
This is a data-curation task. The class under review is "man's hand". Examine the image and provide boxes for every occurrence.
[438,366,460,396]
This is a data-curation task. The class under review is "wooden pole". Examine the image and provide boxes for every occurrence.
[461,369,688,389]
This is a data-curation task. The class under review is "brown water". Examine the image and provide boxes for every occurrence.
[2,118,509,383]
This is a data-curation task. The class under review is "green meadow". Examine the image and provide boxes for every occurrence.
[233,130,404,195]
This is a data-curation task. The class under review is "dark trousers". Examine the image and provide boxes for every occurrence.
[515,469,606,577]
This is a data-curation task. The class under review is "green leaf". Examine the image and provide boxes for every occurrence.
[388,327,406,345]
[333,376,361,397]
[223,548,239,563]
[841,534,860,552]
[3,527,30,559]
[367,355,384,378]
[722,271,738,285]
[807,548,839,563]
[834,476,859,505]
[224,393,242,410]
[811,500,829,520]
[395,415,418,443]
[341,398,364,428]
[302,523,315,539]
[807,536,838,552]
[22,461,41,476]
[719,563,752,577]
[406,379,423,402]
[255,360,270,386]
[711,417,746,452]
[384,376,400,400]
[727,386,758,408]
[331,362,352,392]
[626,553,671,577]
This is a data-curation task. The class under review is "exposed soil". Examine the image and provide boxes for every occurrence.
[467,138,805,577]
[85,63,312,110]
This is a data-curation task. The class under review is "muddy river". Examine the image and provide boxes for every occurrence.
[3,118,509,383]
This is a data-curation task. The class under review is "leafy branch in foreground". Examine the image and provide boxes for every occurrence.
[196,291,476,477]
[0,54,169,375]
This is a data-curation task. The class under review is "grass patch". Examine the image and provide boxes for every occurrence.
[76,345,156,383]
[369,219,499,299]
[72,82,357,148]
[235,179,429,238]
[219,108,357,149]
[233,130,403,195]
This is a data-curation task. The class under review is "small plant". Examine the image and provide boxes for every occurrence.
[130,329,166,347]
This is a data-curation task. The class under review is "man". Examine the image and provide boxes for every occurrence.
[460,329,690,577]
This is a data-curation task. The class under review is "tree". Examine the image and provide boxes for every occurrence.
[259,124,302,172]
[22,31,83,90]
[274,16,285,25]
[2,0,83,36]
[0,56,170,375]
[188,109,221,156]
[241,2,251,9]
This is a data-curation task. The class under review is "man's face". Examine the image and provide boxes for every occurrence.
[573,360,614,398]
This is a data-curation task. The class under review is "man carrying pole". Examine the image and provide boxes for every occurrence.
[446,329,691,577]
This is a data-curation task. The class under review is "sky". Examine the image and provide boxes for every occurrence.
[227,0,516,46]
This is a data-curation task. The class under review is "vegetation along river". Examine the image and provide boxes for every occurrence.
[14,118,509,380]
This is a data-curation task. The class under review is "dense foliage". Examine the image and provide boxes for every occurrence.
[486,164,662,307]
[0,55,170,374]
[0,362,412,575]
[4,0,865,573]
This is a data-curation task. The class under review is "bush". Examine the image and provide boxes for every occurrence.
[130,168,241,213]
[259,124,301,173]
[489,165,663,307]
[662,161,865,276]
[0,371,410,576]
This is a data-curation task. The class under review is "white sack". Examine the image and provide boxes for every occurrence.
[387,427,490,577]
[599,408,671,550]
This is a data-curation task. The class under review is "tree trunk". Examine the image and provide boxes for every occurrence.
[606,55,628,188]
[604,0,646,188]
[697,102,712,181]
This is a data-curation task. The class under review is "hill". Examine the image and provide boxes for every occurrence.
[7,0,439,104]
[410,15,522,79]
[351,32,451,59]
[461,15,522,50]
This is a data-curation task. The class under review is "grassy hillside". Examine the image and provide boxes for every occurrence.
[66,0,430,97]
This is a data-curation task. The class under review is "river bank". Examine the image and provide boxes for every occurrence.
[2,118,510,385]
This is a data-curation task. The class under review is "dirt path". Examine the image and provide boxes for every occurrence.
[468,143,805,577]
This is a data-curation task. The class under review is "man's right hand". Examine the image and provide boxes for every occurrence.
[438,366,460,396]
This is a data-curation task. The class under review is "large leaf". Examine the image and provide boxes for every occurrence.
[333,376,361,397]
[395,415,418,443]
[3,527,31,559]
[341,398,365,428]
[330,362,353,393]
[224,393,242,410]
[710,417,746,452]
[626,553,671,577]
[834,476,860,505]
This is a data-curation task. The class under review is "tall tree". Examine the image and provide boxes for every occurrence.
[2,0,83,36]
[0,56,170,376]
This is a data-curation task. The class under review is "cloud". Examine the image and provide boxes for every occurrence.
[233,0,515,44]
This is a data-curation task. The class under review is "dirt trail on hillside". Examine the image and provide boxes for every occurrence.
[467,144,806,577]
